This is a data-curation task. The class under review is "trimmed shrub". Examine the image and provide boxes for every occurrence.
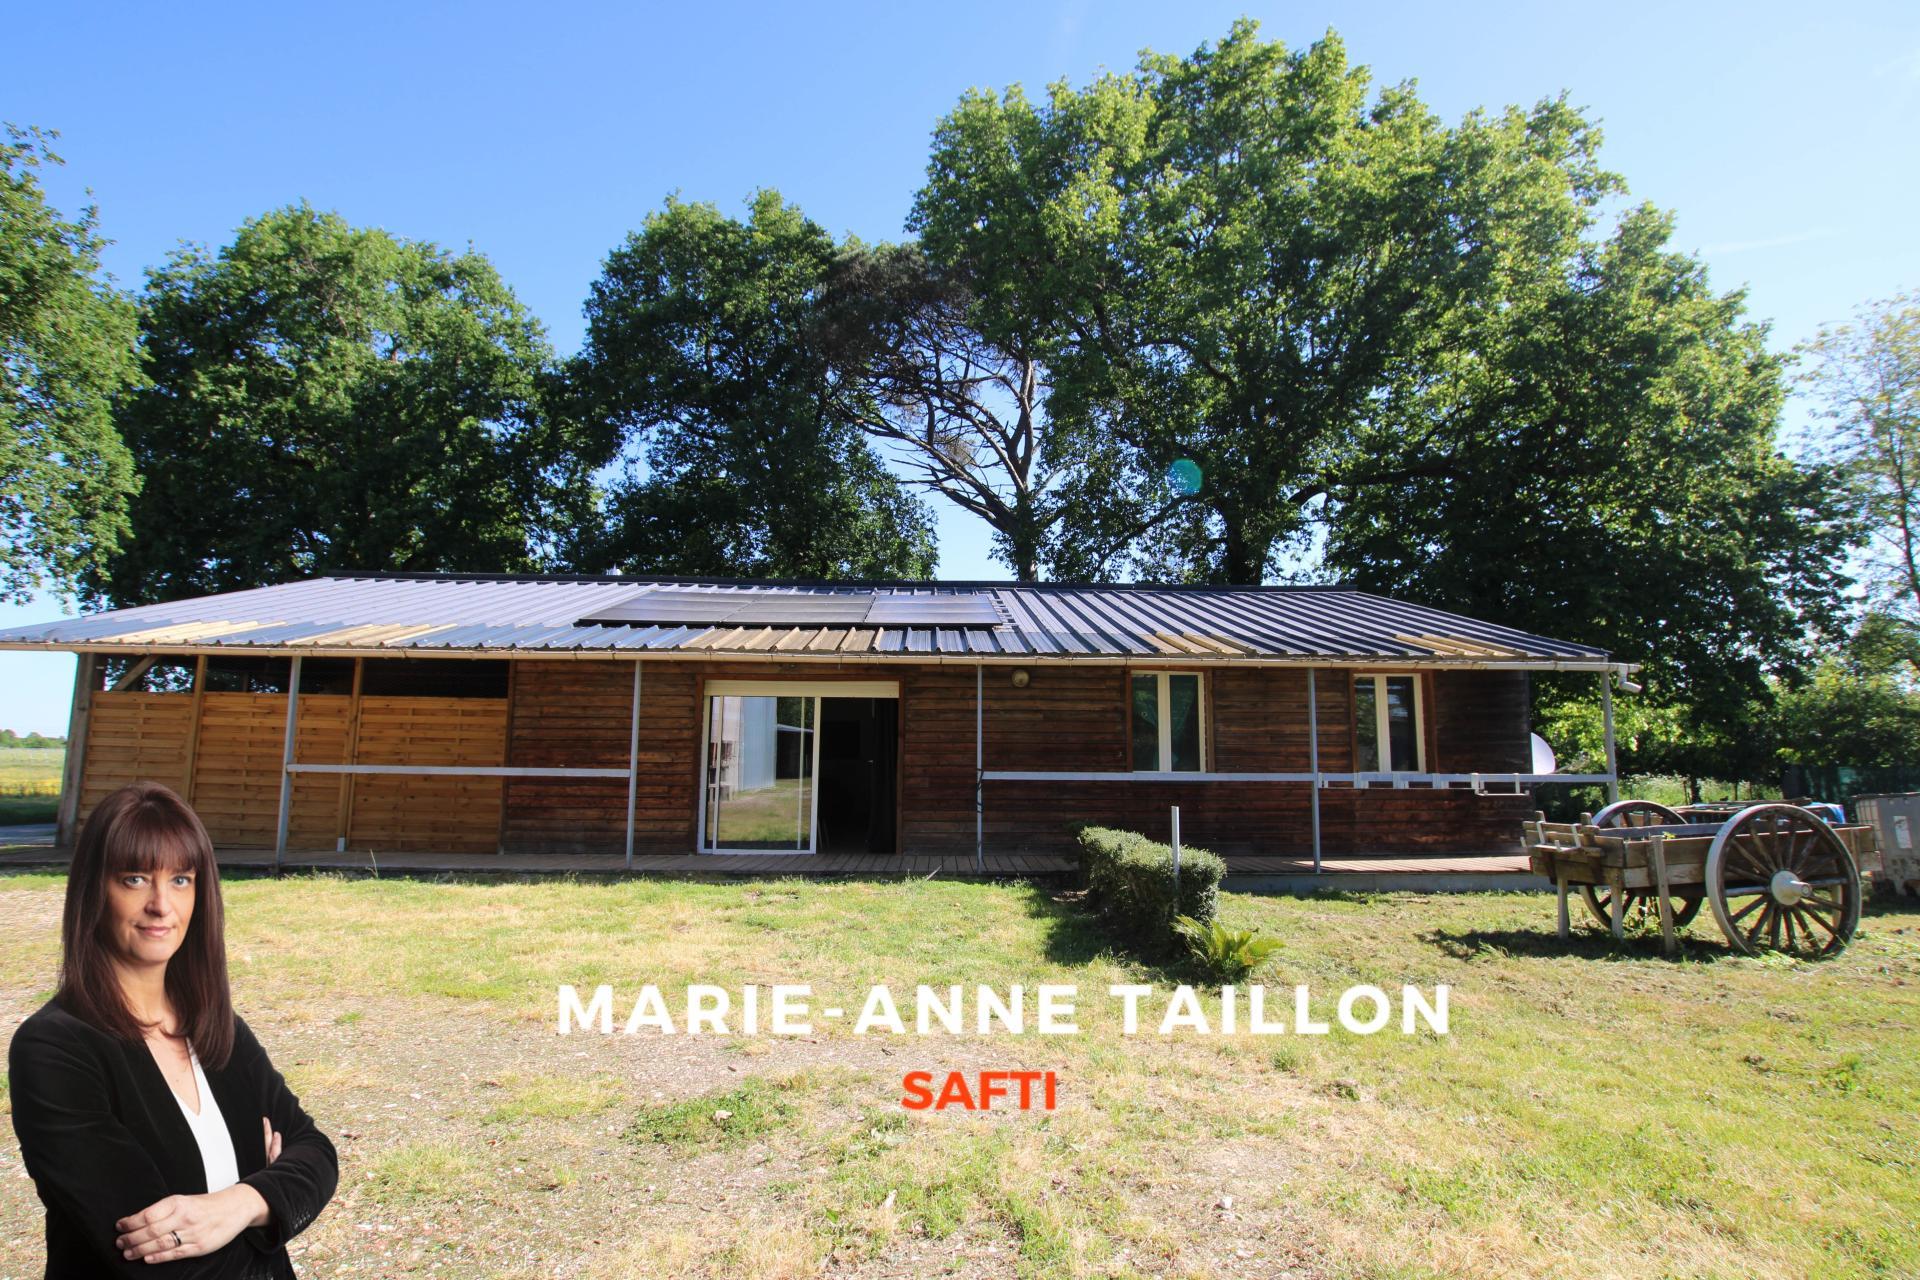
[1075,825,1224,954]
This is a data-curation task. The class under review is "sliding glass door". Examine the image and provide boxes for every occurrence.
[697,680,902,855]
[701,694,818,852]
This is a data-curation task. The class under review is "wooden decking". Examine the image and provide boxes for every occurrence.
[0,840,1532,883]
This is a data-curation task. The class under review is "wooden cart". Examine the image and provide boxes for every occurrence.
[1525,801,1879,957]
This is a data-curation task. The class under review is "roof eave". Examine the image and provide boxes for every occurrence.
[0,639,1620,672]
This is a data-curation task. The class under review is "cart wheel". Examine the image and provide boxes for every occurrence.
[1590,799,1686,829]
[1578,886,1705,931]
[1706,804,1862,957]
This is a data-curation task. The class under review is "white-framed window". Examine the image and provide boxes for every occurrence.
[1353,673,1425,773]
[1130,671,1205,772]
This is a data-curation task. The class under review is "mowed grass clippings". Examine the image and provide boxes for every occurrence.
[0,873,1912,1279]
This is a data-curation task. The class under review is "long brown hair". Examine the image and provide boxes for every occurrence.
[59,781,235,1069]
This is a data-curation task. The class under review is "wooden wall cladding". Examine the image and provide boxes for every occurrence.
[348,696,507,852]
[192,693,349,846]
[1209,667,1353,772]
[79,694,195,823]
[500,661,699,855]
[1431,670,1532,773]
[78,656,1537,859]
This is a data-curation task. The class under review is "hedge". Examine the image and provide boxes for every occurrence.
[1075,825,1224,953]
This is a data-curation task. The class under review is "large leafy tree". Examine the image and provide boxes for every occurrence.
[571,192,937,579]
[1326,207,1859,724]
[1801,290,1920,616]
[98,204,577,605]
[821,243,1055,580]
[0,125,142,603]
[914,23,1614,582]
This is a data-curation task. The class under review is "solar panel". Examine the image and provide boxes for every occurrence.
[865,596,1003,625]
[577,588,1002,629]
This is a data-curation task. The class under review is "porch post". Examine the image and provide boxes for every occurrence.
[56,653,97,848]
[1307,666,1322,874]
[625,659,642,872]
[1601,669,1619,805]
[974,664,984,872]
[273,655,304,873]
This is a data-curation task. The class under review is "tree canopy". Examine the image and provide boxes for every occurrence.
[570,191,937,579]
[96,204,577,606]
[1801,290,1920,616]
[0,125,142,604]
[1327,206,1859,718]
[913,23,1618,583]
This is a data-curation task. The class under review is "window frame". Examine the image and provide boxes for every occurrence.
[1129,669,1207,773]
[1352,672,1427,774]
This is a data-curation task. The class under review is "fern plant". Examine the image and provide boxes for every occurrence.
[1173,915,1283,979]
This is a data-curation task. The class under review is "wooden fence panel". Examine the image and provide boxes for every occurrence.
[79,694,195,825]
[348,696,507,852]
[191,694,350,846]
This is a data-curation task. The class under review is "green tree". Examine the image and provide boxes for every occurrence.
[97,204,577,605]
[821,242,1056,580]
[1327,206,1859,727]
[1771,664,1920,770]
[913,23,1614,582]
[571,192,937,579]
[1801,290,1920,615]
[0,125,142,603]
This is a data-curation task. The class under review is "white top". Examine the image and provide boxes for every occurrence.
[173,1043,239,1192]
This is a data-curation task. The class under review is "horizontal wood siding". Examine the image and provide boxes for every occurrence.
[73,655,1535,859]
[499,661,699,856]
[348,696,506,852]
[79,694,195,826]
[1431,670,1532,773]
[192,693,349,846]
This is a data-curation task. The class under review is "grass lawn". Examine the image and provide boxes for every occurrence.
[1,873,1914,1279]
[0,748,62,825]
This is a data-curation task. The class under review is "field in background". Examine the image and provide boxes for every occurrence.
[0,748,62,824]
[1,872,1912,1279]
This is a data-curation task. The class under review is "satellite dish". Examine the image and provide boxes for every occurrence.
[1530,733,1557,775]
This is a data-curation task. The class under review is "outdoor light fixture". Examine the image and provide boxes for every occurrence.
[1010,668,1031,688]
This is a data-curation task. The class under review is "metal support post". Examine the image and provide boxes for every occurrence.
[273,656,304,873]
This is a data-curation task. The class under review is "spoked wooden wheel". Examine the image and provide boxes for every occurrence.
[1706,804,1862,957]
[1581,800,1701,931]
[1579,885,1705,931]
[1590,799,1686,829]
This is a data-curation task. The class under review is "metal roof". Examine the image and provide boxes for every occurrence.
[0,573,1615,668]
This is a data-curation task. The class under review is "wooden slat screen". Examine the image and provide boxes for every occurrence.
[348,696,507,852]
[79,694,195,825]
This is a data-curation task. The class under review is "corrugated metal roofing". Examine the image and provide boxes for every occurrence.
[0,573,1615,667]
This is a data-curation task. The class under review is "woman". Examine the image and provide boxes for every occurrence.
[9,781,338,1277]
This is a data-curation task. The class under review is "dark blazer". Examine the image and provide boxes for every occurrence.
[8,995,338,1279]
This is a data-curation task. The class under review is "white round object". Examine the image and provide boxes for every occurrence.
[1530,733,1557,775]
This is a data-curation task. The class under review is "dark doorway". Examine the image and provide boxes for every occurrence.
[817,697,898,854]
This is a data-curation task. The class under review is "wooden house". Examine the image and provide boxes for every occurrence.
[0,574,1629,866]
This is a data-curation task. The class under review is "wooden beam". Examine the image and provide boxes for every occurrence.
[336,658,364,850]
[182,656,208,802]
[625,659,642,871]
[110,655,157,693]
[273,656,303,872]
[974,663,984,872]
[1307,667,1321,874]
[56,654,96,847]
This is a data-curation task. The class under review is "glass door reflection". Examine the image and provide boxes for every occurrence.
[702,695,817,851]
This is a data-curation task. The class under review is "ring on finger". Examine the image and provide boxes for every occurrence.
[172,1230,183,1248]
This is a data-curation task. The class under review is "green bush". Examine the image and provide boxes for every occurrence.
[1173,915,1283,979]
[1075,825,1224,954]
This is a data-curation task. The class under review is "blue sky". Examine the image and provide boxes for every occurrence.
[4,0,1918,733]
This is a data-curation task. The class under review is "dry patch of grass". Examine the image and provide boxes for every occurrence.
[1,869,1915,1278]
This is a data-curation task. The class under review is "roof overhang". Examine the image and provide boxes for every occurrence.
[0,639,1634,676]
